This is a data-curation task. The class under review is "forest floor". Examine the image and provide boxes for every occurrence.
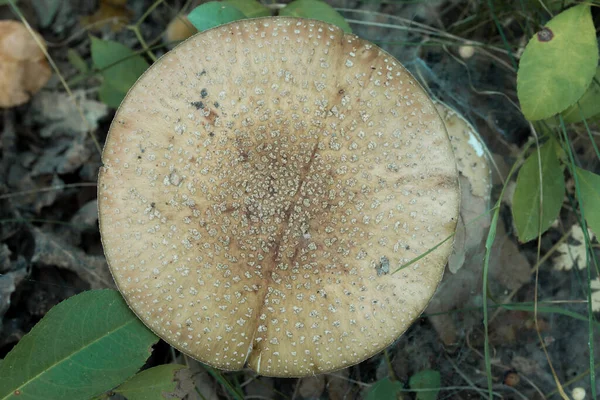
[0,1,598,399]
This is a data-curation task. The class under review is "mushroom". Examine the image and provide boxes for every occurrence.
[0,20,51,108]
[98,17,460,377]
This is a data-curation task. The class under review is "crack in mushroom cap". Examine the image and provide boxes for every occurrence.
[98,17,459,377]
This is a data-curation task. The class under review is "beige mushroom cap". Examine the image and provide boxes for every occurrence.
[98,17,459,377]
[0,20,51,108]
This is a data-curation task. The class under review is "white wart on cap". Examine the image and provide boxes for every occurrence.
[98,17,460,377]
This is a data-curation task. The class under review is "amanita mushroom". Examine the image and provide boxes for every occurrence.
[98,17,460,377]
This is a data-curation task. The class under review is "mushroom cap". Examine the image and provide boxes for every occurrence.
[0,20,51,108]
[98,17,459,377]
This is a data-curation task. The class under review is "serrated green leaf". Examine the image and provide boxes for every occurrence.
[187,2,246,32]
[409,369,441,400]
[280,0,352,33]
[575,167,600,237]
[365,377,403,400]
[0,290,158,400]
[512,139,565,242]
[114,364,187,400]
[67,48,88,74]
[223,0,271,17]
[517,5,598,121]
[91,37,149,107]
[561,66,600,123]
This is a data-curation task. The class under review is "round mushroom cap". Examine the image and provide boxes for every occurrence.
[98,17,459,377]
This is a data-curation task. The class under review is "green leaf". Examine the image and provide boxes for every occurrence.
[114,365,187,400]
[409,369,441,400]
[222,0,271,17]
[280,0,352,33]
[67,48,88,74]
[30,0,62,27]
[99,80,127,109]
[187,2,246,32]
[512,139,565,242]
[516,5,598,121]
[365,377,402,400]
[574,167,600,237]
[561,66,600,123]
[91,37,149,107]
[0,290,159,400]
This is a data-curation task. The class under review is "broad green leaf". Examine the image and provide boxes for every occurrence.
[0,290,158,400]
[409,369,441,400]
[280,0,352,33]
[517,5,598,121]
[365,377,402,400]
[574,167,600,237]
[91,37,149,107]
[223,0,271,17]
[31,0,61,27]
[512,139,565,242]
[114,365,187,400]
[187,2,246,32]
[99,80,128,109]
[561,67,600,123]
[67,48,88,74]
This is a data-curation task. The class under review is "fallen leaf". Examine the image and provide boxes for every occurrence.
[165,15,197,44]
[0,267,27,334]
[435,103,491,273]
[591,278,600,313]
[0,21,51,107]
[243,373,276,399]
[31,228,113,289]
[28,90,108,138]
[299,375,326,399]
[327,368,352,400]
[0,244,11,272]
[80,0,132,32]
[553,225,596,271]
[181,359,218,400]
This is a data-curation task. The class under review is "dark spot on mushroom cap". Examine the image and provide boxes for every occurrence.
[200,88,208,98]
[191,101,204,109]
[537,27,553,42]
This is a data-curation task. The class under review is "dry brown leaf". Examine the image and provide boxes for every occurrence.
[80,0,132,32]
[165,15,198,44]
[0,20,51,108]
[489,218,530,290]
